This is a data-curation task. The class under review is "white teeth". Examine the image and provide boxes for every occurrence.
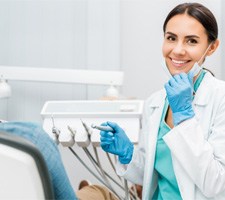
[172,59,187,64]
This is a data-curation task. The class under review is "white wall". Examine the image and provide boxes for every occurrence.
[0,0,120,121]
[0,0,223,192]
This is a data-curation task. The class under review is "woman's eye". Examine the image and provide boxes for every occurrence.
[166,36,176,41]
[187,39,198,44]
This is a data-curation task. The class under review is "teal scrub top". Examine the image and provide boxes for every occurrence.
[153,71,206,200]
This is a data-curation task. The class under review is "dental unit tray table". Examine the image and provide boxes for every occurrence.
[41,100,144,147]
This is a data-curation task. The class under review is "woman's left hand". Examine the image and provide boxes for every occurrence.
[164,72,195,125]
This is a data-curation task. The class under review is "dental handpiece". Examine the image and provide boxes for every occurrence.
[91,124,114,132]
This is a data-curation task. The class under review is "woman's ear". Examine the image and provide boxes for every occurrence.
[207,39,220,56]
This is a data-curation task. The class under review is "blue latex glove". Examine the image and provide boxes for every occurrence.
[100,121,134,164]
[164,72,195,126]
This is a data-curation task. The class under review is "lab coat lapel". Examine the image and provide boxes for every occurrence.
[193,72,214,130]
[193,72,212,107]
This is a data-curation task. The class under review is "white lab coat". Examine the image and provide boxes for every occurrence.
[117,72,225,200]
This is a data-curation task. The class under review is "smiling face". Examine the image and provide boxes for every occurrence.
[162,13,212,75]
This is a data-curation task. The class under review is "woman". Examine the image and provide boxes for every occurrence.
[100,3,225,200]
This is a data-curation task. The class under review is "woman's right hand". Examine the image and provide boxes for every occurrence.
[100,121,134,164]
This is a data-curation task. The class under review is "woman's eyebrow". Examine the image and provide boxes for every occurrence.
[165,31,176,36]
[185,35,200,39]
[165,31,200,39]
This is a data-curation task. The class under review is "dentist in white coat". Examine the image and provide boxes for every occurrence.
[99,2,225,200]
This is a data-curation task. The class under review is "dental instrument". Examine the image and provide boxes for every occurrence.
[59,125,76,147]
[91,124,114,132]
[80,119,92,137]
[67,125,76,137]
[51,115,60,144]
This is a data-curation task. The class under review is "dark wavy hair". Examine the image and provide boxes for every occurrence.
[163,3,218,43]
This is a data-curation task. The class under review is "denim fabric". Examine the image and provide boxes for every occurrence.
[0,121,77,200]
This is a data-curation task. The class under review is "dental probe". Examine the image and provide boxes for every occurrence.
[91,124,114,132]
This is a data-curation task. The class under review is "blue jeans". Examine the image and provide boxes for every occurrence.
[0,121,77,200]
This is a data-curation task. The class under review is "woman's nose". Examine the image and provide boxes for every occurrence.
[172,43,186,55]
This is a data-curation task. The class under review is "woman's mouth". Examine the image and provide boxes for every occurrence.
[171,59,190,68]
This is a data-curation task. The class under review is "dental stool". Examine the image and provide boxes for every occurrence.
[0,131,54,199]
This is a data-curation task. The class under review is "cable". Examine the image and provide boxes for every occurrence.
[106,152,122,182]
[82,147,124,190]
[69,147,109,187]
[83,147,138,199]
[68,147,123,200]
[92,146,116,194]
[124,179,129,200]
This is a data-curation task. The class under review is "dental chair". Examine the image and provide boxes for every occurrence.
[0,131,54,199]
